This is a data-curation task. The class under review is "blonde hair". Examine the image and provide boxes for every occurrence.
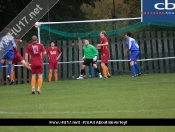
[100,30,106,36]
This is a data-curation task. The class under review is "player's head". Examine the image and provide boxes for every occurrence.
[125,32,131,38]
[31,35,38,42]
[5,28,12,35]
[84,39,89,46]
[50,41,55,47]
[100,30,106,38]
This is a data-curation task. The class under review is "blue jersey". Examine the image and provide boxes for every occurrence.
[0,35,16,53]
[126,37,139,51]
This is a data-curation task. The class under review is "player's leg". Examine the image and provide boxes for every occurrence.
[77,65,86,79]
[54,69,58,81]
[37,74,43,94]
[134,51,141,76]
[36,64,44,94]
[92,63,103,78]
[48,69,53,82]
[54,62,58,81]
[0,59,5,70]
[101,62,108,78]
[105,63,111,78]
[31,74,36,94]
[48,62,53,82]
[7,60,13,81]
[7,50,14,81]
[0,51,7,70]
[130,51,137,77]
[10,64,15,85]
[77,59,90,79]
[101,53,110,78]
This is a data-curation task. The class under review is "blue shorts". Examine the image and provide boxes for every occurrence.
[1,50,14,61]
[130,50,140,62]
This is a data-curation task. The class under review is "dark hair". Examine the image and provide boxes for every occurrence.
[50,41,56,44]
[126,32,131,37]
[5,28,11,34]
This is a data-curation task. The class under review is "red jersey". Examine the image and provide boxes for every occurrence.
[47,47,61,63]
[25,42,45,62]
[100,37,109,54]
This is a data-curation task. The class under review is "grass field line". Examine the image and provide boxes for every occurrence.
[0,108,175,115]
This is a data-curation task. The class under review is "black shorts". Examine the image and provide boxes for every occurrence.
[83,59,97,66]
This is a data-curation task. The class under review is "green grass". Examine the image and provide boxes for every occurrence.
[0,73,175,132]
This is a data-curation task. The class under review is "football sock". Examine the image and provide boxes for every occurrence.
[102,66,107,77]
[10,70,14,81]
[31,76,36,89]
[7,64,12,76]
[0,62,3,70]
[95,68,100,73]
[105,65,110,76]
[38,76,43,90]
[80,69,85,75]
[134,64,141,74]
[48,72,52,82]
[131,65,136,76]
[54,73,58,81]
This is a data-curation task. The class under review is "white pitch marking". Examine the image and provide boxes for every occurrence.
[0,108,175,115]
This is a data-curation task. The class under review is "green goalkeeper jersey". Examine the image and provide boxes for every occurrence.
[83,44,98,59]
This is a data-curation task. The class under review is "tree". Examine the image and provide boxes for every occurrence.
[0,0,100,41]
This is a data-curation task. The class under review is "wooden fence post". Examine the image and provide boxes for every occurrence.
[163,31,169,73]
[157,32,164,73]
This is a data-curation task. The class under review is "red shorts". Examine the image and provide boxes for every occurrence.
[12,52,24,64]
[101,53,109,63]
[49,62,58,69]
[31,60,43,74]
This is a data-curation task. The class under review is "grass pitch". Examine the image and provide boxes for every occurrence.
[0,73,175,132]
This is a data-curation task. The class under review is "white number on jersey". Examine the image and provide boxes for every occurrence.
[32,45,38,54]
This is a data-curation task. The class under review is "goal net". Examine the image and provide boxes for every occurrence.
[37,18,175,81]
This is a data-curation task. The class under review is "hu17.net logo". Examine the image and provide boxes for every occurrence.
[142,0,175,22]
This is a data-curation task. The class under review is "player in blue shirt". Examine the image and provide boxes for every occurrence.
[125,32,141,77]
[0,28,16,81]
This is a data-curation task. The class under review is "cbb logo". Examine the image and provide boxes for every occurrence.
[154,0,175,10]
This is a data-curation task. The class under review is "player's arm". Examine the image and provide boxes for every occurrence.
[0,38,3,50]
[42,51,47,61]
[41,45,47,61]
[97,41,108,47]
[56,52,62,60]
[15,39,22,44]
[25,53,29,63]
[125,39,130,54]
[56,48,62,60]
[91,46,98,61]
[12,36,17,48]
[82,46,86,60]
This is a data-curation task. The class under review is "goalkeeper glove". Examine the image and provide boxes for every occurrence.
[93,55,97,61]
[82,56,86,60]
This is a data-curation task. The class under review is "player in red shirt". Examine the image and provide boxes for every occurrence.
[96,30,111,78]
[25,35,46,94]
[10,39,31,85]
[47,41,62,82]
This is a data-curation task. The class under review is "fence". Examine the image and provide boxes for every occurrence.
[0,31,175,85]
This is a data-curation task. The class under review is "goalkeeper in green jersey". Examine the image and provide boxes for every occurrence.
[77,40,103,79]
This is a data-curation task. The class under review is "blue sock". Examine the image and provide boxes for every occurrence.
[134,64,141,74]
[7,64,12,76]
[131,65,136,76]
[0,62,3,70]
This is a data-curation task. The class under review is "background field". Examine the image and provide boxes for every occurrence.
[0,74,175,132]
